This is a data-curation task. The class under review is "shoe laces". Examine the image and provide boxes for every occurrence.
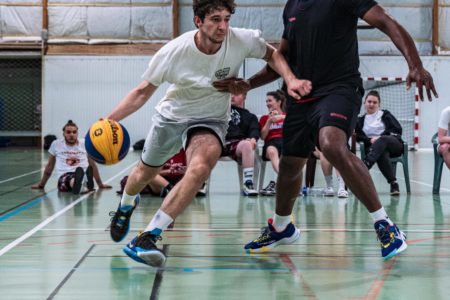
[109,210,128,228]
[136,231,162,249]
[245,181,255,189]
[376,224,395,247]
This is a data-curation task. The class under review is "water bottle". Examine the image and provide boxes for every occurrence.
[302,186,309,196]
[308,187,324,197]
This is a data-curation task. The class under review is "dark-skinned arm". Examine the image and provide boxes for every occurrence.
[363,5,438,101]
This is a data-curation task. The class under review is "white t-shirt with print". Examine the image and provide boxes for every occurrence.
[48,139,89,177]
[142,27,267,122]
[438,106,450,135]
[363,110,385,138]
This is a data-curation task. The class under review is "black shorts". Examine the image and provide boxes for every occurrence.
[262,138,282,161]
[283,88,362,158]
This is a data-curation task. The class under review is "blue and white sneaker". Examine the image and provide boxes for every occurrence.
[109,194,141,242]
[123,230,166,267]
[244,219,300,253]
[375,220,407,260]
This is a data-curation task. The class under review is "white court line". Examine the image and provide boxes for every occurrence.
[0,168,45,185]
[0,163,135,257]
[39,228,450,233]
[373,170,450,192]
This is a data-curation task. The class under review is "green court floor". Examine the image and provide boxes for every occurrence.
[1,148,449,299]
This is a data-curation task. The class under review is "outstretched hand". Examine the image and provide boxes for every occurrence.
[212,77,251,95]
[406,68,438,101]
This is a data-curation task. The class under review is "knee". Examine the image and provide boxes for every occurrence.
[320,139,345,162]
[266,147,278,159]
[279,157,304,177]
[186,163,211,182]
[239,140,253,152]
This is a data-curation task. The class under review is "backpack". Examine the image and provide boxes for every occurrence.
[44,134,57,150]
[133,139,145,150]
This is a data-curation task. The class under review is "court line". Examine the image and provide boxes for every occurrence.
[0,195,48,221]
[373,170,450,192]
[0,168,44,185]
[0,163,135,257]
[363,258,397,300]
[47,244,96,300]
[38,228,450,233]
[150,222,174,300]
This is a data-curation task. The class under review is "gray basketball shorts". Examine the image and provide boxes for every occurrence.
[141,113,228,167]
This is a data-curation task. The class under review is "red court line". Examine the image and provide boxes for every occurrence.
[363,258,397,300]
[407,235,450,245]
[280,253,318,300]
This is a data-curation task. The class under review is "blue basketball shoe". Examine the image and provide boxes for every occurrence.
[109,194,140,242]
[374,220,407,260]
[244,219,300,253]
[123,230,166,267]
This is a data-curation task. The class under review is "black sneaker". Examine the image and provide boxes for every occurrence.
[86,166,94,190]
[242,180,258,196]
[123,231,166,267]
[72,167,84,195]
[390,182,400,196]
[196,182,207,197]
[259,181,276,196]
[109,195,140,242]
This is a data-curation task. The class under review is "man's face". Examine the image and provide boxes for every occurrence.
[63,125,78,145]
[364,95,380,114]
[231,93,246,107]
[195,8,231,44]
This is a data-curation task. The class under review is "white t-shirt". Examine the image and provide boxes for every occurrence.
[363,110,385,138]
[48,139,89,177]
[142,27,267,122]
[438,106,450,135]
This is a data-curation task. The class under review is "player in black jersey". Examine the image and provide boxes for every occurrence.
[216,0,438,260]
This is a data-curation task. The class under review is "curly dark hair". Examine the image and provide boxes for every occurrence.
[193,0,236,21]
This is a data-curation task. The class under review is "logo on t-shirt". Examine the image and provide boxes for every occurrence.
[215,67,230,80]
[230,108,241,126]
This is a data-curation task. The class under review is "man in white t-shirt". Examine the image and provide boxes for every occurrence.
[438,106,450,168]
[32,120,111,194]
[107,0,312,268]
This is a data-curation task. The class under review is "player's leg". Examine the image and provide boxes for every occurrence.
[124,124,223,267]
[260,144,279,196]
[245,103,312,252]
[318,92,406,260]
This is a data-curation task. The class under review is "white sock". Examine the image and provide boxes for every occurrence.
[273,213,292,232]
[145,209,174,234]
[324,175,333,188]
[243,167,254,184]
[337,175,346,190]
[370,207,394,225]
[120,192,138,211]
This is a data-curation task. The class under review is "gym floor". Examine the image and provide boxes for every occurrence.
[0,148,449,300]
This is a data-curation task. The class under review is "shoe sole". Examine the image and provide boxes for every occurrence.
[72,168,84,195]
[243,192,258,197]
[246,228,301,254]
[383,240,408,260]
[390,191,400,196]
[86,166,94,190]
[139,250,166,267]
[338,193,349,198]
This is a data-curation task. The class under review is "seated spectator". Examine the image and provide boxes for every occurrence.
[355,91,404,195]
[438,106,450,168]
[313,148,348,198]
[222,93,260,196]
[258,90,286,196]
[117,149,207,197]
[32,120,111,194]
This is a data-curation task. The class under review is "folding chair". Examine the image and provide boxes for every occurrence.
[360,141,411,193]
